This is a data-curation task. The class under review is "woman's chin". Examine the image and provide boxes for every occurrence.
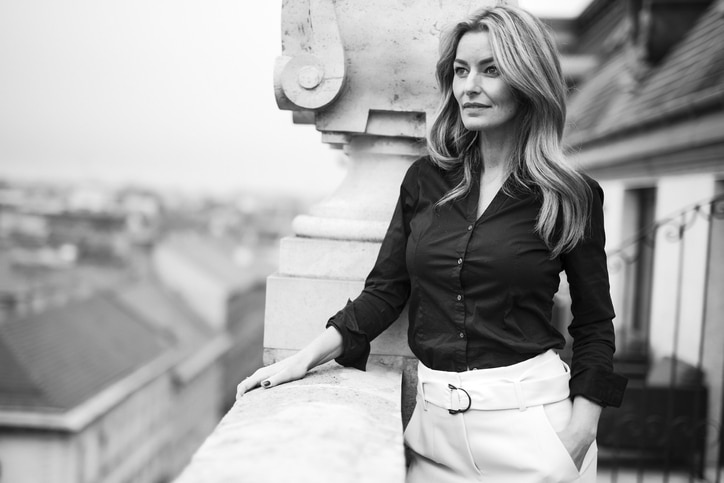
[461,120,487,131]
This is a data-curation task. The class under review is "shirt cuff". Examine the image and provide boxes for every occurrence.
[569,368,628,407]
[325,299,370,371]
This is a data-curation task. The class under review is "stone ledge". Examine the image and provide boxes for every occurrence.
[278,237,381,280]
[173,361,406,483]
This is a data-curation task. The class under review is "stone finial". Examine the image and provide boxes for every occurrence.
[274,0,346,111]
[273,0,518,142]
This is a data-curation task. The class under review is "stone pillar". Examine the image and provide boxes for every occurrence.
[266,0,512,361]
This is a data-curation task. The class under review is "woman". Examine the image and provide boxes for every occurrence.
[237,5,626,482]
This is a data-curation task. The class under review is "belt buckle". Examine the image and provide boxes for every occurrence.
[447,383,472,414]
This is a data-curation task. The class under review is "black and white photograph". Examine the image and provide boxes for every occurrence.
[1,1,723,482]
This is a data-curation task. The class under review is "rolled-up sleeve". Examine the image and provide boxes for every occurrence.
[561,179,628,407]
[326,160,420,370]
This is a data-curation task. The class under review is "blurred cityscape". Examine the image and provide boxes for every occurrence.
[0,178,305,482]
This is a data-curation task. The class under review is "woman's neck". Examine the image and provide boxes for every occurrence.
[477,126,516,176]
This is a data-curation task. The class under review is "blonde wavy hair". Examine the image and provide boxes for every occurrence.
[427,5,592,258]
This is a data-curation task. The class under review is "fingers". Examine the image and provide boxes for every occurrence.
[235,362,286,398]
[263,369,289,389]
[236,361,306,399]
[265,362,309,389]
[235,377,254,399]
[236,368,268,398]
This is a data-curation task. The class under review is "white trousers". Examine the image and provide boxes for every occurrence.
[404,350,597,483]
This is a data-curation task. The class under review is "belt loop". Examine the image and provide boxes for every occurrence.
[420,381,429,411]
[513,380,527,411]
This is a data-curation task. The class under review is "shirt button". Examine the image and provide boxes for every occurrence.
[457,258,463,264]
[467,225,473,231]
[459,332,465,339]
[456,295,462,301]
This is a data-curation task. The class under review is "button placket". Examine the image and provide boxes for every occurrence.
[458,220,475,371]
[453,218,472,371]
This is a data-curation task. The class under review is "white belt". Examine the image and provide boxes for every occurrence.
[418,357,571,413]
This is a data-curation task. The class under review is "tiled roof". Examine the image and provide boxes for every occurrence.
[565,0,724,146]
[566,54,629,136]
[0,337,46,408]
[0,288,169,413]
[158,234,262,291]
[113,279,213,349]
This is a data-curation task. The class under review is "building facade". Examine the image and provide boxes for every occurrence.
[0,281,229,483]
[564,0,724,475]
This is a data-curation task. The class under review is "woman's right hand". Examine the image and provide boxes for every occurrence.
[236,352,309,398]
[235,326,344,399]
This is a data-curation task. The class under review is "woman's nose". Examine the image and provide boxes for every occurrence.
[464,74,482,95]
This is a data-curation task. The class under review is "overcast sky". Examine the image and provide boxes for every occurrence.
[0,1,591,199]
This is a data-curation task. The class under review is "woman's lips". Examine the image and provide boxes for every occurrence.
[463,102,491,109]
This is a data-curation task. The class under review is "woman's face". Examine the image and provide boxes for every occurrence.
[452,30,518,133]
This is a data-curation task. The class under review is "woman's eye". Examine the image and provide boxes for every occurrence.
[484,65,499,76]
[454,67,467,76]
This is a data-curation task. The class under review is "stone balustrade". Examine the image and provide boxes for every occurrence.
[173,359,407,483]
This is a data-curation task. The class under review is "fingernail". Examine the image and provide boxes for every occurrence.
[262,380,270,388]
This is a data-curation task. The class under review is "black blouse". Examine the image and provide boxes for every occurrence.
[327,156,627,407]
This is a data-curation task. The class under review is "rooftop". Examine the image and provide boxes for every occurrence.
[157,232,275,292]
[0,278,213,416]
[565,0,724,147]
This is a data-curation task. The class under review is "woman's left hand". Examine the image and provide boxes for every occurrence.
[557,396,602,470]
[556,425,595,471]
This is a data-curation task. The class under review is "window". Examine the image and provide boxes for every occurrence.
[622,186,657,351]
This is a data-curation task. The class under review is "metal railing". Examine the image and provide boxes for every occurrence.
[598,193,724,482]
